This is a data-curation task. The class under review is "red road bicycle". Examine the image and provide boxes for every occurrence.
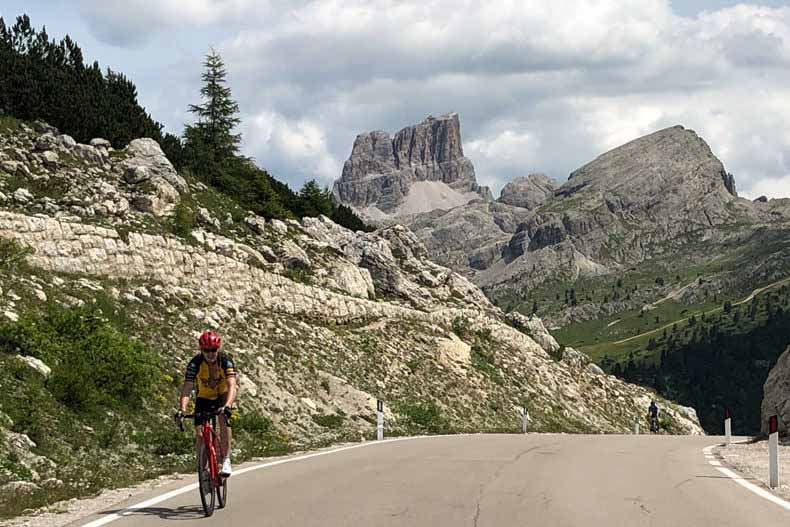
[177,408,229,516]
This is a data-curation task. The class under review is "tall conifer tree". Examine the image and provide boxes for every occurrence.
[186,48,241,163]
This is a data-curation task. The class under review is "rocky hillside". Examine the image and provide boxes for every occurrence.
[0,118,702,518]
[332,113,492,219]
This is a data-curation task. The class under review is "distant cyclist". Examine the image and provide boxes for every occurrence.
[176,330,237,475]
[648,400,659,433]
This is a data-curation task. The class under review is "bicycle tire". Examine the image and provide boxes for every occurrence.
[214,432,228,509]
[217,476,228,509]
[197,442,215,516]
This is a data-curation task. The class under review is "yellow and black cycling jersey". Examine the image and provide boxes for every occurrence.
[184,353,236,400]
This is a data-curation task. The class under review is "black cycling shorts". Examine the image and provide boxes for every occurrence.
[194,395,230,427]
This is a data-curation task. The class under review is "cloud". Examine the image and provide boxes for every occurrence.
[72,1,790,198]
[744,175,790,200]
[76,0,272,47]
[242,111,340,187]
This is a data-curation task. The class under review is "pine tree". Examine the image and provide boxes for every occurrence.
[186,48,241,166]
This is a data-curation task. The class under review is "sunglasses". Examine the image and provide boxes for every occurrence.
[202,348,219,353]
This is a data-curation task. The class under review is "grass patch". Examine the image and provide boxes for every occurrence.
[0,237,33,270]
[392,400,450,435]
[311,413,344,429]
[0,302,161,412]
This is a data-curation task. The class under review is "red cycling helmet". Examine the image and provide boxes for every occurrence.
[198,330,221,350]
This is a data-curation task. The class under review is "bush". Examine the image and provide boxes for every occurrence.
[451,316,471,339]
[394,400,449,434]
[170,199,197,238]
[0,303,161,412]
[0,237,32,270]
[235,411,272,434]
[311,413,344,429]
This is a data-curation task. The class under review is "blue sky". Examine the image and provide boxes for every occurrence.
[2,1,790,199]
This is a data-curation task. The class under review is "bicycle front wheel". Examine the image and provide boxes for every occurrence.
[197,443,215,516]
[217,476,228,509]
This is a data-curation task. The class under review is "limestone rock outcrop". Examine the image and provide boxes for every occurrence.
[333,113,491,217]
[761,345,790,437]
[498,173,556,210]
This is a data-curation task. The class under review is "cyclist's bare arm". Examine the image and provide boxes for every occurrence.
[180,380,194,412]
[224,376,237,409]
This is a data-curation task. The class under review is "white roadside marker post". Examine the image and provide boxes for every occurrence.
[769,415,779,489]
[724,408,732,447]
[522,407,529,434]
[634,417,640,435]
[377,400,384,441]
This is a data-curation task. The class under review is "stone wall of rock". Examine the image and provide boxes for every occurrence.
[0,211,422,324]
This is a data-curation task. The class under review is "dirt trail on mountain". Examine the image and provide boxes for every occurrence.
[608,276,790,346]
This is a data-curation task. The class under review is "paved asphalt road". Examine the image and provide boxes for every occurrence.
[75,434,789,526]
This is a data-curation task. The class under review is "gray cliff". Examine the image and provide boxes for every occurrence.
[333,113,491,215]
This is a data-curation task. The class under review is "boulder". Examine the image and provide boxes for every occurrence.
[90,138,112,148]
[278,239,312,269]
[0,159,19,174]
[270,219,288,236]
[40,150,59,170]
[124,165,150,184]
[123,138,187,193]
[73,143,107,165]
[761,345,790,436]
[34,133,57,152]
[498,173,557,210]
[197,207,221,230]
[245,215,268,235]
[13,188,34,204]
[56,134,77,150]
[32,120,58,135]
[14,355,51,379]
[131,177,180,217]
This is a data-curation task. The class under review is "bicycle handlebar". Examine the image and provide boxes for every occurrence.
[176,408,226,432]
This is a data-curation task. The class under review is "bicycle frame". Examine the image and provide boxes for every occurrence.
[181,410,227,487]
[202,415,226,486]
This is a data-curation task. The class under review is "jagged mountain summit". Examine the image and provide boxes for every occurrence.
[333,113,492,219]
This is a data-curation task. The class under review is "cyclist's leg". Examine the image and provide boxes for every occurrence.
[193,398,215,449]
[218,395,231,460]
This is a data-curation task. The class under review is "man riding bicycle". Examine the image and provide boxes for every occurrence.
[176,330,237,475]
[648,400,659,433]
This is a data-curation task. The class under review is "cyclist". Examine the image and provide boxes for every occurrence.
[648,400,659,433]
[176,330,237,475]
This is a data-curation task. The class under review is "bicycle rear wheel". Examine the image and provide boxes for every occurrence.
[197,443,215,516]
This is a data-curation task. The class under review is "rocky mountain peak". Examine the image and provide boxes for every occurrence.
[558,125,738,202]
[497,173,557,210]
[333,113,491,219]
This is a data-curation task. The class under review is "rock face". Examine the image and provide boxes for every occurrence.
[498,173,556,210]
[761,345,790,437]
[333,113,491,217]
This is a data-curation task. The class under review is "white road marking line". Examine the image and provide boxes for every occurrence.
[704,444,790,512]
[80,435,451,527]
